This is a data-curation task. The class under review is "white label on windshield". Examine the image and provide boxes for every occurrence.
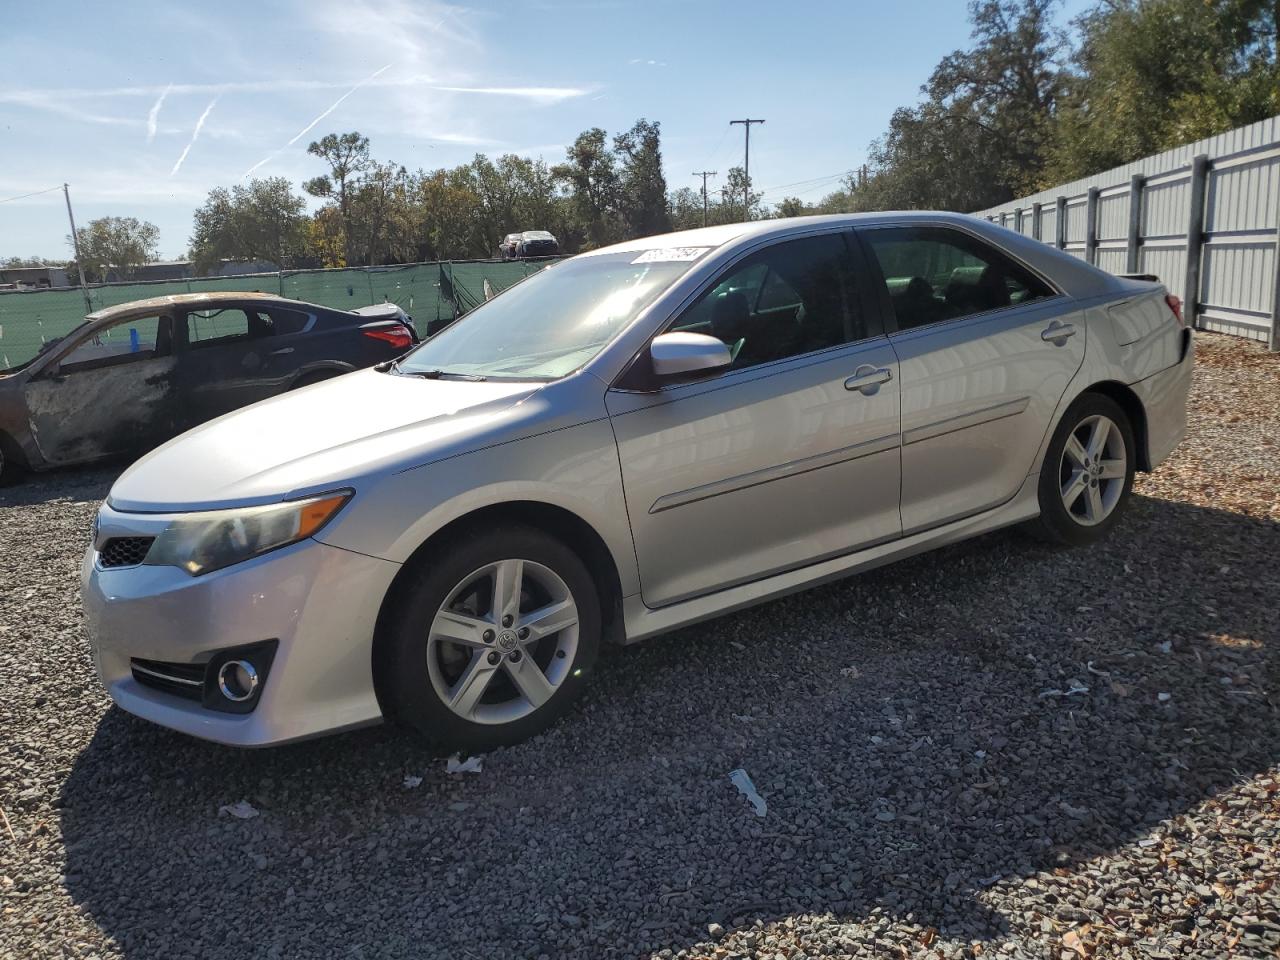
[631,247,711,264]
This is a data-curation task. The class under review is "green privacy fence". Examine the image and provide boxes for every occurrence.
[0,257,558,371]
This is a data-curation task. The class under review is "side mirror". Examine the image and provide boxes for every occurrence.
[650,332,731,380]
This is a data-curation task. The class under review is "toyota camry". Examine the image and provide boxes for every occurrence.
[81,213,1193,749]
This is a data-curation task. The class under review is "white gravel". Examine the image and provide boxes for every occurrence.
[1,332,1278,959]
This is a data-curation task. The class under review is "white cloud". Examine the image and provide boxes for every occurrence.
[146,85,171,143]
[170,98,219,176]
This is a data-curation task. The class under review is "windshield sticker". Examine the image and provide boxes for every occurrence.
[631,247,711,264]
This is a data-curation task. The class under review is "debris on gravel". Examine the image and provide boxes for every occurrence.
[1,332,1277,959]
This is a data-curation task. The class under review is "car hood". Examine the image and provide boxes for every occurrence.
[109,369,550,512]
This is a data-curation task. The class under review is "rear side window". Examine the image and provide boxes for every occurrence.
[186,308,275,347]
[670,233,867,370]
[260,307,312,336]
[862,226,1054,331]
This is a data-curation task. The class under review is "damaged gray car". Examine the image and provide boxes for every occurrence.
[0,292,416,481]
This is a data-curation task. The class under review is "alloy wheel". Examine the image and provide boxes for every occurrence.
[426,558,580,724]
[1058,413,1126,526]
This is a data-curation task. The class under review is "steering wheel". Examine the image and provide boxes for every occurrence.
[729,337,745,363]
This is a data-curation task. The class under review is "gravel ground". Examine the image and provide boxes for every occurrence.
[2,332,1278,960]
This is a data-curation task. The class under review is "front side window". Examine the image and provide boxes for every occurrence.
[671,233,864,369]
[862,226,1054,331]
[397,252,702,380]
[58,315,172,373]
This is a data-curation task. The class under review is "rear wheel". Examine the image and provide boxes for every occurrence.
[1030,393,1136,546]
[379,525,600,750]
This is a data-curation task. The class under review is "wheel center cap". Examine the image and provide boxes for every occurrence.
[497,630,519,650]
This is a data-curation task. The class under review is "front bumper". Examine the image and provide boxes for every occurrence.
[82,504,401,746]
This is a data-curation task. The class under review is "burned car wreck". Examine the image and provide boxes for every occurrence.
[0,292,416,480]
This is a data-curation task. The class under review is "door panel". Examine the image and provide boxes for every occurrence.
[857,224,1085,534]
[608,340,902,607]
[891,300,1084,532]
[24,315,178,464]
[177,306,287,426]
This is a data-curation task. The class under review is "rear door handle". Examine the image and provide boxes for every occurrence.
[1041,320,1076,345]
[269,347,295,356]
[844,365,893,395]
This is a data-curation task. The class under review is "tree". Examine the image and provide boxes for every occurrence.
[613,119,670,238]
[849,0,1067,212]
[349,161,413,265]
[189,177,308,275]
[1045,0,1279,182]
[2,256,65,268]
[719,167,762,222]
[668,186,707,231]
[304,132,373,265]
[552,128,621,249]
[775,197,810,219]
[68,216,160,281]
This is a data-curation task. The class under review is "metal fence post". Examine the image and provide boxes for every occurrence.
[1085,187,1100,265]
[1184,154,1210,331]
[1271,216,1280,351]
[1032,202,1042,242]
[1013,206,1022,235]
[1126,174,1145,274]
[1055,196,1067,250]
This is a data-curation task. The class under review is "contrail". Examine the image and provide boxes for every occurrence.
[146,84,171,142]
[242,63,393,179]
[170,97,218,176]
[286,62,393,146]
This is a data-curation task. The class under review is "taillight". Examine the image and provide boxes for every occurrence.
[363,327,413,349]
[1165,294,1184,326]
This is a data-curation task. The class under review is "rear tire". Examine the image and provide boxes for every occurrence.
[1030,393,1136,546]
[378,524,601,751]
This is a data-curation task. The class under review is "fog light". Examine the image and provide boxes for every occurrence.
[217,659,259,702]
[201,639,277,714]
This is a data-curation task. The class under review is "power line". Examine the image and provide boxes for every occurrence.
[756,170,852,194]
[729,118,765,222]
[691,171,717,227]
[0,185,62,205]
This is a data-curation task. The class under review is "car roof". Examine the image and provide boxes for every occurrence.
[84,291,324,324]
[579,212,991,258]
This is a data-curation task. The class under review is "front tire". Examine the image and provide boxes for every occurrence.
[1030,393,1136,546]
[378,524,601,751]
[0,433,27,486]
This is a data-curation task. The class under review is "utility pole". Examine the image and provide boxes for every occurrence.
[729,118,764,222]
[692,171,717,227]
[62,183,92,316]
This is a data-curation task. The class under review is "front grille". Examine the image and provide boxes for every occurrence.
[99,537,155,568]
[130,658,205,701]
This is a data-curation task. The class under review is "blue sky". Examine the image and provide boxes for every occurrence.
[0,0,1093,260]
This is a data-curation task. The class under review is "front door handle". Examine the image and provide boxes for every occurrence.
[1041,320,1076,345]
[844,364,893,395]
[269,347,295,356]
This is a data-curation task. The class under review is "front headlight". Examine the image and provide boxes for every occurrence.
[145,492,351,576]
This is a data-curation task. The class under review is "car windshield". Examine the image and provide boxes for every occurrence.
[395,251,704,380]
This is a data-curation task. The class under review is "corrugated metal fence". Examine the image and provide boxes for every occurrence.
[973,115,1280,351]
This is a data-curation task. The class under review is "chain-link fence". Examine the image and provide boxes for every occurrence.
[0,257,559,370]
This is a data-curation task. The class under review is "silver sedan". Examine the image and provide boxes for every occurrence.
[81,213,1193,749]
